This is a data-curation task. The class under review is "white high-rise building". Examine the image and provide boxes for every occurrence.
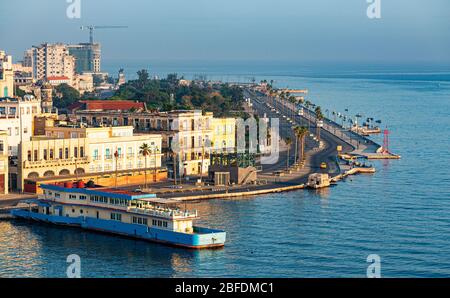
[30,43,76,85]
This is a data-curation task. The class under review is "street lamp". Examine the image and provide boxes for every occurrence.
[152,146,159,183]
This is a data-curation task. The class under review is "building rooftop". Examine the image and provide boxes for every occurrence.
[68,100,146,113]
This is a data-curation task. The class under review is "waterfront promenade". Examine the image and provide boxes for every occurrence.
[0,85,390,207]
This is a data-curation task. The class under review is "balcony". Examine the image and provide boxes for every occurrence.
[24,156,90,168]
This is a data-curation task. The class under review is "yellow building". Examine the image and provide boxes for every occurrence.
[0,131,8,194]
[211,118,236,154]
[18,125,164,192]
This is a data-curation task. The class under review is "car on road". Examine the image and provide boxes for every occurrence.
[320,162,327,169]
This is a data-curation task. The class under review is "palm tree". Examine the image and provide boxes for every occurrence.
[289,96,296,119]
[294,126,309,163]
[293,126,300,165]
[304,100,312,130]
[285,137,292,170]
[139,143,151,189]
[315,106,324,141]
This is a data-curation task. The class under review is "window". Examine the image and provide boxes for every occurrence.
[93,149,99,160]
[34,150,38,161]
[55,193,60,198]
[65,148,69,159]
[74,147,78,158]
[59,148,63,159]
[43,149,48,160]
[27,150,32,161]
[49,149,54,159]
[110,213,122,221]
[79,195,87,200]
[69,194,77,200]
[80,146,84,157]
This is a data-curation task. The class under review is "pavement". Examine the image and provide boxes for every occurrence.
[0,193,37,208]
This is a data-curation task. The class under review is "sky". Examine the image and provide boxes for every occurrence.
[1,0,449,64]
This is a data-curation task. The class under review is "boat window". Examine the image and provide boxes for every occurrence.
[110,212,122,221]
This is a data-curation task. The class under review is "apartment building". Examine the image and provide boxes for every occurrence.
[30,43,76,85]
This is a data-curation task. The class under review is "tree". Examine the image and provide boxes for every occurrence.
[285,137,292,170]
[294,126,309,164]
[15,87,26,98]
[139,143,151,189]
[315,106,324,141]
[137,69,150,89]
[54,83,80,110]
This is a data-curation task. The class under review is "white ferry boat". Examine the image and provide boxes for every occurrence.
[11,184,226,249]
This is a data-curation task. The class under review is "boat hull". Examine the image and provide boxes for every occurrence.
[10,209,226,249]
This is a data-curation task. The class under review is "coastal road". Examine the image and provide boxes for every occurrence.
[247,90,353,179]
[156,90,354,200]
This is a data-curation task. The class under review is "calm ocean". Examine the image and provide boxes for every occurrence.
[1,61,449,277]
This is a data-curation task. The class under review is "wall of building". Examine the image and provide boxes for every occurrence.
[0,95,42,156]
[0,51,14,98]
[0,131,9,194]
[18,126,164,191]
[211,118,236,153]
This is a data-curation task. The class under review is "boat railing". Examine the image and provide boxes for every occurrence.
[127,207,197,219]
